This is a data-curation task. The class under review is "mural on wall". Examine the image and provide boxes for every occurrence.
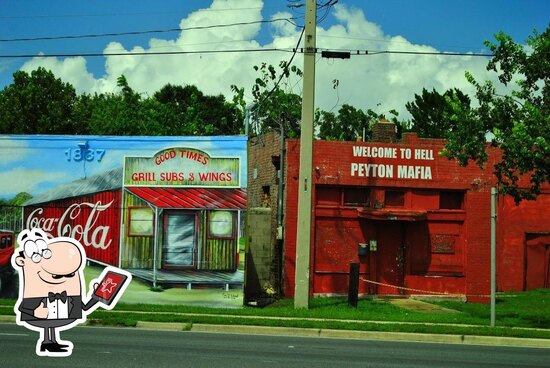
[0,135,247,307]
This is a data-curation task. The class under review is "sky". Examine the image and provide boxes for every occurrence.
[0,135,248,199]
[0,0,548,118]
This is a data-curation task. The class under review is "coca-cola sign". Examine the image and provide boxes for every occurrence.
[26,200,114,250]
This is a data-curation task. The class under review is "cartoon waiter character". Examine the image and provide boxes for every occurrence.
[12,228,131,357]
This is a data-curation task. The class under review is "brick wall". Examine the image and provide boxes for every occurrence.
[283,139,300,296]
[247,131,284,293]
[248,131,282,209]
[283,136,504,300]
[371,119,397,143]
[498,191,550,291]
[282,133,550,301]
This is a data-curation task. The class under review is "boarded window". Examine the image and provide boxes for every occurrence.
[440,191,464,209]
[316,187,341,206]
[343,188,370,206]
[128,207,154,236]
[385,190,405,207]
[208,211,235,239]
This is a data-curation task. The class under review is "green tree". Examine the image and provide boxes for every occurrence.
[316,104,370,141]
[442,27,550,202]
[0,67,81,134]
[244,61,303,138]
[406,88,471,138]
[0,192,32,232]
[86,76,174,136]
[154,84,243,136]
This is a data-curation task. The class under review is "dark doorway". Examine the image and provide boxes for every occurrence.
[375,222,406,294]
[524,233,550,290]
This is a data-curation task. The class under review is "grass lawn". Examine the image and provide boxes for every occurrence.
[1,264,549,339]
[429,289,550,329]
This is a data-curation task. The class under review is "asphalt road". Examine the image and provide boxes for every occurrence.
[0,323,549,368]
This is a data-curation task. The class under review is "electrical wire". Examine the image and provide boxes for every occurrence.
[252,26,305,113]
[0,48,293,59]
[253,0,339,109]
[0,18,300,43]
[286,0,338,25]
[0,47,497,59]
[0,5,287,19]
[354,49,495,57]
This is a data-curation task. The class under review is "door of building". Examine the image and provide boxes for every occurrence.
[524,233,550,290]
[376,222,406,294]
[163,212,197,268]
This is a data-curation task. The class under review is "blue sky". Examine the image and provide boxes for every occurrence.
[0,135,248,199]
[0,0,548,117]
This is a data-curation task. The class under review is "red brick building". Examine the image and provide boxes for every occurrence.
[281,128,549,302]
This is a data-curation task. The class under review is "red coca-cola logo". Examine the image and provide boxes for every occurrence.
[26,200,114,250]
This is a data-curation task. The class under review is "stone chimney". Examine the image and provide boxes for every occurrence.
[371,118,397,143]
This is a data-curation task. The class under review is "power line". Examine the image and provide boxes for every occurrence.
[0,48,292,59]
[0,5,286,20]
[0,18,300,43]
[315,48,496,58]
[359,50,494,57]
[317,34,488,54]
[0,47,496,60]
[253,26,306,113]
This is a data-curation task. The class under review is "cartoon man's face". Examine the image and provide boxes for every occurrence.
[14,230,84,298]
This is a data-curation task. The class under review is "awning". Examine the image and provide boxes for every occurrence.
[126,187,247,210]
[357,208,427,221]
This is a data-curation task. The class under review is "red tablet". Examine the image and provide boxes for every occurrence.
[92,269,130,306]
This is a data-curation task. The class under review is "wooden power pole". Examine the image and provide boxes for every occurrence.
[294,0,316,309]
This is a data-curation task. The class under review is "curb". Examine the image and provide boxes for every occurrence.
[136,321,192,331]
[189,323,550,349]
[2,314,550,349]
[192,324,322,338]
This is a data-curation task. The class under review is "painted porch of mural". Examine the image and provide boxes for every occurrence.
[120,190,239,271]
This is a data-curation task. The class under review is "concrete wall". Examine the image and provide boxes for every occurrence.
[244,207,274,301]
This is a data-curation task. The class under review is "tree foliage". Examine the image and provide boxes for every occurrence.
[0,67,80,134]
[406,88,471,139]
[0,70,244,136]
[245,61,303,138]
[442,26,550,202]
[86,76,174,136]
[155,84,243,136]
[316,104,371,141]
[0,192,32,232]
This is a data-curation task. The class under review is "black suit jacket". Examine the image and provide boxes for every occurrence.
[18,295,92,322]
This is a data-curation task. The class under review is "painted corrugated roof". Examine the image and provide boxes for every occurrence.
[126,187,247,210]
[24,167,123,206]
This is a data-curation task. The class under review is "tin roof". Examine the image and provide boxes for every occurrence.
[126,187,247,210]
[24,167,123,206]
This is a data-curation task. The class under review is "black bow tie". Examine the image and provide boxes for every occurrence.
[48,291,67,303]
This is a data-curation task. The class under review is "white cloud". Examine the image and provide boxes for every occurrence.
[18,1,501,118]
[0,167,66,197]
[0,138,31,165]
[20,56,97,94]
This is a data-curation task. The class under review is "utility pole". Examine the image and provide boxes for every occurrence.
[490,187,497,326]
[294,0,316,309]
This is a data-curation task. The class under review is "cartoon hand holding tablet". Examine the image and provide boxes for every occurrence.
[12,228,132,357]
[89,268,131,309]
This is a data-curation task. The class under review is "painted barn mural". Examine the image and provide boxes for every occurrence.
[0,135,247,304]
